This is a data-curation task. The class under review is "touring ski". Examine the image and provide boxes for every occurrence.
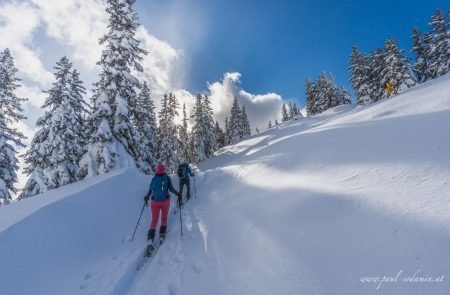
[172,198,190,215]
[136,234,169,271]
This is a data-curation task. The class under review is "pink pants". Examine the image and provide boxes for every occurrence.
[150,198,170,230]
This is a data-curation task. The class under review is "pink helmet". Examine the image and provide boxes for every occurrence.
[155,164,166,175]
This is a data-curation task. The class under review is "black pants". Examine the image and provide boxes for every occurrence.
[179,178,191,204]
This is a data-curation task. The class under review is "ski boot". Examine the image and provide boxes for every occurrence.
[159,226,168,245]
[146,240,155,257]
[146,229,156,257]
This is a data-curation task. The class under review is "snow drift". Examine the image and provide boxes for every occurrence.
[1,74,450,294]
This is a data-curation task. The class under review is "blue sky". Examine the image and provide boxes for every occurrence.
[136,0,447,105]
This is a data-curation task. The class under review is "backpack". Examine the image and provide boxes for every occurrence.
[177,165,186,179]
[150,175,168,201]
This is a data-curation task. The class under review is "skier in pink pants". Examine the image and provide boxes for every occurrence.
[144,164,181,245]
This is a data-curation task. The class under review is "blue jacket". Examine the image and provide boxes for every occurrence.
[145,173,178,200]
[178,163,194,180]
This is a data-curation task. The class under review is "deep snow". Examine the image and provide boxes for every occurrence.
[1,74,450,294]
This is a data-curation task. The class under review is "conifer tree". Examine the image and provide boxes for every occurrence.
[306,79,315,116]
[315,73,330,113]
[191,94,206,163]
[190,94,217,162]
[228,97,242,144]
[268,120,272,129]
[281,103,289,122]
[288,102,294,120]
[0,49,27,204]
[307,72,346,115]
[224,117,230,146]
[368,48,386,102]
[214,121,225,150]
[202,95,216,158]
[187,130,195,164]
[78,0,147,178]
[427,9,449,78]
[21,57,87,198]
[340,85,352,104]
[328,73,343,107]
[135,82,157,172]
[380,38,416,99]
[294,103,303,117]
[240,105,251,137]
[349,45,373,105]
[411,27,429,83]
[178,103,190,163]
[157,93,179,172]
[317,72,339,112]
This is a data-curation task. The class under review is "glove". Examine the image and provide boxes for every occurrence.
[144,195,149,206]
[192,173,195,177]
[177,192,182,198]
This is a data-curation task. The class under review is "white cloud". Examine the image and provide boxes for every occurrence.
[0,2,53,86]
[208,72,284,130]
[136,26,180,97]
[30,0,107,69]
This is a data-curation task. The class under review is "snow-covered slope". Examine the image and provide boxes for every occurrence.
[1,74,450,295]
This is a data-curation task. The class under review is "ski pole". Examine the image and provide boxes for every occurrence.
[179,203,183,237]
[193,176,197,199]
[131,202,146,241]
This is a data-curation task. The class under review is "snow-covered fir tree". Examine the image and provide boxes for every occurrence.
[340,85,352,104]
[288,102,294,120]
[157,93,179,172]
[307,72,346,115]
[380,38,416,99]
[224,117,230,146]
[0,49,27,204]
[187,130,195,164]
[191,94,216,163]
[275,119,279,125]
[368,48,386,102]
[228,97,242,144]
[71,68,90,151]
[178,103,190,163]
[213,121,225,150]
[426,9,449,79]
[191,94,206,163]
[240,105,251,137]
[203,95,216,158]
[306,79,318,116]
[78,0,147,178]
[328,73,343,107]
[281,103,290,122]
[291,103,302,118]
[255,127,260,134]
[348,45,373,105]
[318,72,340,112]
[21,57,87,198]
[281,103,289,121]
[268,120,273,128]
[135,82,157,173]
[411,27,429,83]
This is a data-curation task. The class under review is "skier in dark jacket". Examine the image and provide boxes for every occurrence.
[177,162,194,206]
[144,164,181,246]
